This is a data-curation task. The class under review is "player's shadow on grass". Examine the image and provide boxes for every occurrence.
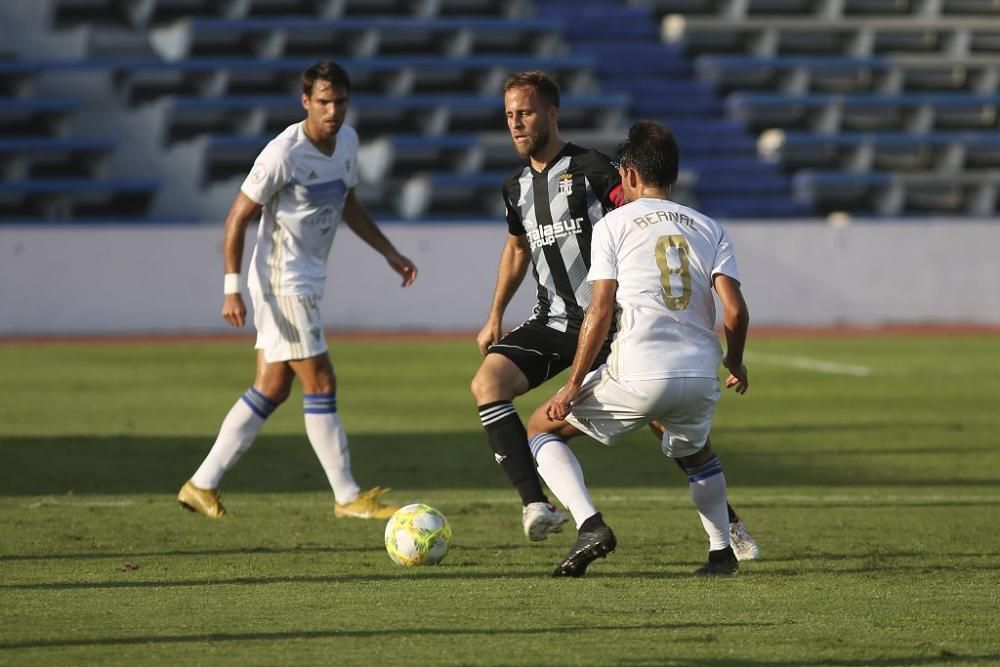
[7,555,1000,592]
[3,431,997,495]
[0,621,774,651]
[0,567,714,592]
[0,542,525,563]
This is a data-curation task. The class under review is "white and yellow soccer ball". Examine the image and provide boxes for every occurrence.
[384,503,451,566]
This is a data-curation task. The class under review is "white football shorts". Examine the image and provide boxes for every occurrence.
[565,366,721,458]
[250,290,328,362]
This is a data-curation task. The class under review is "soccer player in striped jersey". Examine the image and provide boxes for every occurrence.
[471,71,622,541]
[178,61,417,520]
[471,71,759,561]
[527,120,749,577]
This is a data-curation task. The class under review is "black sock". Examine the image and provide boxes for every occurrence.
[579,512,606,534]
[478,401,547,505]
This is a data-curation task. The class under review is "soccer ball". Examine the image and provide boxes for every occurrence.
[384,503,451,566]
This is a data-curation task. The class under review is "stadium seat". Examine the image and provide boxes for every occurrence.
[149,17,565,60]
[726,91,1000,132]
[0,177,157,220]
[167,92,630,142]
[759,130,1000,172]
[0,137,116,179]
[0,98,81,137]
[793,168,998,216]
[88,55,596,102]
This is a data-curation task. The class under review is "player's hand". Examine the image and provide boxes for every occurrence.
[475,319,503,356]
[723,356,749,394]
[222,293,247,327]
[545,383,580,421]
[387,252,417,287]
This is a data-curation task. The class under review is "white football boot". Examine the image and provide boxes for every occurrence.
[729,520,761,561]
[522,502,569,541]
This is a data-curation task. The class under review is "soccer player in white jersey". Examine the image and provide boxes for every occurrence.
[524,120,751,577]
[178,61,417,520]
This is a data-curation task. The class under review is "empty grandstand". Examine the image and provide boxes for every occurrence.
[1,0,997,222]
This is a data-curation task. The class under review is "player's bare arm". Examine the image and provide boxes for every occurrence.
[221,191,263,327]
[545,279,617,421]
[342,188,417,287]
[476,233,531,355]
[714,273,750,394]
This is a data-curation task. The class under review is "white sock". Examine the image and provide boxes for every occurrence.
[191,388,275,489]
[529,433,597,528]
[683,454,731,551]
[303,393,361,504]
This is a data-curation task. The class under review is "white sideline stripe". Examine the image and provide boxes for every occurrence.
[25,498,136,508]
[745,351,873,377]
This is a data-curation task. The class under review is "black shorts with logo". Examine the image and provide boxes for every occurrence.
[487,318,612,390]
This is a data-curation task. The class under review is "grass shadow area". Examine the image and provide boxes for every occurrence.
[2,425,999,496]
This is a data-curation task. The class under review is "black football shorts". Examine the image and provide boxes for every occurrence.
[487,318,612,389]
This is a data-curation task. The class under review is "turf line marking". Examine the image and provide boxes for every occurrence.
[25,499,136,509]
[745,351,872,377]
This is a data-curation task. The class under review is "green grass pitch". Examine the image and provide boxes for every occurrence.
[1,334,999,666]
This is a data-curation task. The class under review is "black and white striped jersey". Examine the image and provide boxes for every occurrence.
[502,143,624,333]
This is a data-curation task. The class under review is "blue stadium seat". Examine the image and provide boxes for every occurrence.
[0,178,158,220]
[763,130,1000,171]
[0,98,82,136]
[150,17,565,60]
[535,3,660,41]
[727,92,1000,131]
[0,137,116,179]
[696,55,890,93]
[167,92,630,141]
[792,170,894,213]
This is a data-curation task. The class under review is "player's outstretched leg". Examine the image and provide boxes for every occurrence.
[180,386,279,517]
[680,447,739,576]
[684,459,760,561]
[552,512,617,577]
[654,421,759,562]
[472,355,567,540]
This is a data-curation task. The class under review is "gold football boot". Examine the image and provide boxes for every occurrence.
[177,480,226,518]
[334,486,399,519]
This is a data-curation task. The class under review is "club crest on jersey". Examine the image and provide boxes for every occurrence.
[558,172,573,196]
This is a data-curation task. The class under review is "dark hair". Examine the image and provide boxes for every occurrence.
[616,121,679,188]
[502,70,560,108]
[302,61,351,96]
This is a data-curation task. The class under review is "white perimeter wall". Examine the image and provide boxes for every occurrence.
[1,221,998,335]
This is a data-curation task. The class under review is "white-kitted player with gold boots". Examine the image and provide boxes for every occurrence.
[178,61,416,521]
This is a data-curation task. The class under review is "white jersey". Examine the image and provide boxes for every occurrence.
[241,122,360,297]
[588,197,740,381]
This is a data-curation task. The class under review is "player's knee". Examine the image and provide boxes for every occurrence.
[470,366,513,403]
[256,385,290,406]
[676,441,713,468]
[524,410,546,440]
[303,378,336,395]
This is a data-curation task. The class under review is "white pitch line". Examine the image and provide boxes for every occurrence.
[745,351,872,377]
[25,498,136,509]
